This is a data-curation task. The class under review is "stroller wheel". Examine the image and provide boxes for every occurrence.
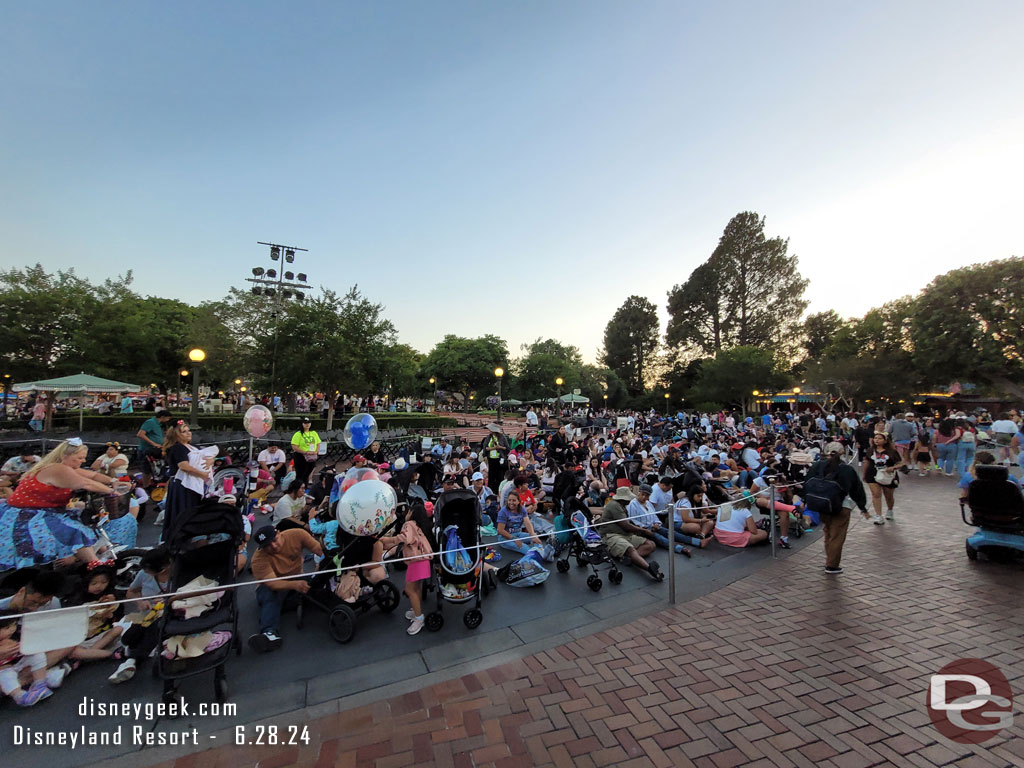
[328,605,357,644]
[587,575,603,592]
[463,608,483,630]
[556,559,570,573]
[575,557,587,568]
[374,580,401,614]
[426,612,444,632]
[214,675,228,703]
[609,569,623,585]
[966,541,978,561]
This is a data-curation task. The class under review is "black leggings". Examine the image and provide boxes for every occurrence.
[293,454,315,488]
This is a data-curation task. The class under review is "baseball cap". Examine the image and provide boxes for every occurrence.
[471,471,484,481]
[353,454,365,464]
[255,526,278,548]
[393,458,407,470]
[301,417,312,424]
[638,483,653,495]
[825,441,845,455]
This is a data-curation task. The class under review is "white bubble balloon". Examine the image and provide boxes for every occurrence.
[243,405,274,438]
[335,478,397,536]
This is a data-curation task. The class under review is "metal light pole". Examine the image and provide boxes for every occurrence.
[429,377,436,413]
[495,367,504,424]
[188,348,205,429]
[555,377,564,422]
[247,242,311,402]
[2,373,10,418]
[179,369,189,412]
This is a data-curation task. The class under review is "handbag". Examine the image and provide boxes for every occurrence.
[874,468,896,486]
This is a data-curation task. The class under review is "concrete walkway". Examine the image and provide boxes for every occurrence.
[113,472,1024,768]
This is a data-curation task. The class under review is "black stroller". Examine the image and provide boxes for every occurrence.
[425,489,484,631]
[297,525,402,643]
[395,461,441,504]
[554,500,623,591]
[157,499,243,704]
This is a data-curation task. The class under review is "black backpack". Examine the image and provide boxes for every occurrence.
[804,465,846,515]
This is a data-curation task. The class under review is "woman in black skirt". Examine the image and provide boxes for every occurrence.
[161,421,212,540]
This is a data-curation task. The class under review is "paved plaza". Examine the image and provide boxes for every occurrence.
[76,471,1024,768]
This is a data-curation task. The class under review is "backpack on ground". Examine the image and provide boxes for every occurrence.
[496,556,549,587]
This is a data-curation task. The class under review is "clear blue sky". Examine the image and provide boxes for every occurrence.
[2,1,1021,362]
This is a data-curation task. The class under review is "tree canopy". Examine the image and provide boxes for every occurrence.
[667,212,808,358]
[602,296,659,396]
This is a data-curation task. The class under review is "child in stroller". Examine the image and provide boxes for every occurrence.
[297,525,401,644]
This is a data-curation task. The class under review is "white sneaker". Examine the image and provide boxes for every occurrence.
[45,665,68,689]
[407,617,424,635]
[885,508,895,521]
[108,658,137,684]
[872,515,885,525]
[405,609,415,620]
[918,471,927,477]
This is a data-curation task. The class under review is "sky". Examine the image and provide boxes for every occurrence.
[2,1,1022,364]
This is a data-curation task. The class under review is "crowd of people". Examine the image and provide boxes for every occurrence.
[0,399,1020,705]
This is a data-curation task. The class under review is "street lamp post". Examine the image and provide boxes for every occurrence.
[428,377,436,413]
[494,368,504,424]
[247,242,311,402]
[1,373,10,418]
[555,377,564,421]
[792,386,801,413]
[664,392,670,414]
[188,348,206,429]
[179,369,189,412]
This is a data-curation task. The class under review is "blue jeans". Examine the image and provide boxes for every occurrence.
[256,584,287,634]
[936,443,957,474]
[497,531,534,554]
[648,525,686,552]
[956,442,976,476]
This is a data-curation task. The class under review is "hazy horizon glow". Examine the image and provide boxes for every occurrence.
[2,1,1021,363]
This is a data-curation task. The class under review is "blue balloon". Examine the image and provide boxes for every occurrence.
[343,413,378,451]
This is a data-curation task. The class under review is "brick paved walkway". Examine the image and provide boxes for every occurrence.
[145,477,1023,768]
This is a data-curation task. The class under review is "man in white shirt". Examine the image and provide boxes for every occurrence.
[627,484,688,555]
[649,477,674,513]
[258,443,289,483]
[525,407,538,428]
[991,413,1020,465]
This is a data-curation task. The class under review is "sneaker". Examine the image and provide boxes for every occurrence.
[779,537,791,550]
[872,515,885,525]
[13,681,52,707]
[108,658,137,684]
[405,609,416,620]
[647,561,664,581]
[824,566,844,574]
[407,617,425,635]
[885,508,895,521]
[918,471,927,477]
[247,631,283,653]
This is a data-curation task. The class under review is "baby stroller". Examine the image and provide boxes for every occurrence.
[297,526,402,643]
[157,499,243,704]
[555,503,623,591]
[961,464,1024,563]
[425,489,484,631]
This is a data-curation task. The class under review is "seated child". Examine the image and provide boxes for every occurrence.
[0,612,51,706]
[69,564,122,661]
[108,547,172,684]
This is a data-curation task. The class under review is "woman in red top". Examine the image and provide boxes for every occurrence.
[0,438,115,570]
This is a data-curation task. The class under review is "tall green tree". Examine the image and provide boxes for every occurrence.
[420,335,510,406]
[912,256,1024,399]
[258,286,397,427]
[381,343,424,399]
[513,338,584,400]
[666,212,809,358]
[602,296,659,396]
[0,264,93,380]
[686,346,789,413]
[802,310,847,360]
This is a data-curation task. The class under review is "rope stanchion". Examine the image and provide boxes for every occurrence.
[0,482,805,622]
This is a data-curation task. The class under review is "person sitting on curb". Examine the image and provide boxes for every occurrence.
[597,487,664,581]
[627,484,691,556]
[712,497,769,548]
[249,526,323,653]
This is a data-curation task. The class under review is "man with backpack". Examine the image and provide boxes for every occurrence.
[803,442,869,575]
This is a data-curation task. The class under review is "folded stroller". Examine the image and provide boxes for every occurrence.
[157,499,243,704]
[555,506,623,591]
[426,489,484,631]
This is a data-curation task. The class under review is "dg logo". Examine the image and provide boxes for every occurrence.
[928,659,1014,744]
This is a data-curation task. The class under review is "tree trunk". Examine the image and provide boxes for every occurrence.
[326,404,335,430]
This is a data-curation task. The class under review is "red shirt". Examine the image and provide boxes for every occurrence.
[518,488,536,508]
[8,474,74,509]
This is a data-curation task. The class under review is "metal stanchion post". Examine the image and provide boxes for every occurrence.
[668,530,676,604]
[248,437,253,464]
[770,492,777,559]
